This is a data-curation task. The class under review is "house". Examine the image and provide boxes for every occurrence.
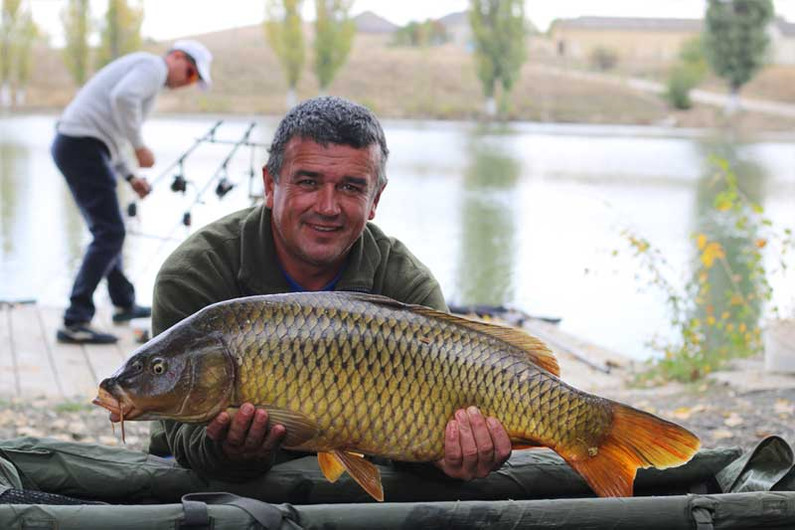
[768,17,795,65]
[438,11,470,47]
[549,15,795,67]
[548,17,702,66]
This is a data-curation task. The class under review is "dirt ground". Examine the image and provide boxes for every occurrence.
[606,378,795,451]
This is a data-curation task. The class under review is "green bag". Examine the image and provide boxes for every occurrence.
[1,436,794,529]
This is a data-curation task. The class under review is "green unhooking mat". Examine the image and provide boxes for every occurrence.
[0,435,794,529]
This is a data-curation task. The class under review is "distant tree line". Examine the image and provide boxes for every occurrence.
[264,0,528,118]
[1,0,38,108]
[60,0,144,87]
[10,0,531,119]
[391,20,449,47]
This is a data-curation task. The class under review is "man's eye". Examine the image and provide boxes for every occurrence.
[340,183,363,193]
[297,179,317,188]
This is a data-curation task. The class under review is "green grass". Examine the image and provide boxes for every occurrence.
[54,401,94,414]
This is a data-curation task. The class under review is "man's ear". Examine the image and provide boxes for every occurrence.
[368,182,386,220]
[263,166,275,208]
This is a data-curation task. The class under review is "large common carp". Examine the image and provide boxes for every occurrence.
[94,292,699,501]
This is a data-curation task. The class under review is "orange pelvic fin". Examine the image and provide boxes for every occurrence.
[318,452,346,482]
[563,403,701,497]
[320,450,384,502]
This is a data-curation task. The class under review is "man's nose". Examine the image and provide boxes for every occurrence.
[315,184,340,216]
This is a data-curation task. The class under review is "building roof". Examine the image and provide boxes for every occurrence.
[551,16,702,33]
[353,11,398,34]
[774,17,795,37]
[437,11,468,29]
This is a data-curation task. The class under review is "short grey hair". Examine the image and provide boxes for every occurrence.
[265,96,389,188]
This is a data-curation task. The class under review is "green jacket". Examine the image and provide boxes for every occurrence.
[148,204,446,480]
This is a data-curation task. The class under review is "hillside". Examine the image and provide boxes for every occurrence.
[17,23,795,132]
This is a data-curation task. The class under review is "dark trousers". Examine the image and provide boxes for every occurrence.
[52,133,135,326]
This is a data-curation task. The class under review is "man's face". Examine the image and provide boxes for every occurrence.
[264,138,385,273]
[165,52,199,89]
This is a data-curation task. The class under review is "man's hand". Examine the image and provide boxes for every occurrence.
[435,406,512,480]
[128,176,151,199]
[206,403,286,462]
[135,146,155,168]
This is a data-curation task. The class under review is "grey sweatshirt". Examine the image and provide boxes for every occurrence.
[57,52,168,179]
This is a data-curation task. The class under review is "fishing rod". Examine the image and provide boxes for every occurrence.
[180,122,257,227]
[247,138,261,202]
[126,120,224,218]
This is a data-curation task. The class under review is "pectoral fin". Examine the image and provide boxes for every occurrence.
[225,406,318,448]
[325,450,384,502]
[318,451,346,482]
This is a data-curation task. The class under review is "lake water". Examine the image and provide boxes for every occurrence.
[1,114,794,360]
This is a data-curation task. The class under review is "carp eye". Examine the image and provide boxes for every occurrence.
[152,358,167,375]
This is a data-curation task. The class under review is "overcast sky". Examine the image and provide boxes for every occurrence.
[28,0,795,46]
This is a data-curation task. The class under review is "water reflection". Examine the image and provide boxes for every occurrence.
[455,130,520,306]
[693,135,767,357]
[0,143,26,255]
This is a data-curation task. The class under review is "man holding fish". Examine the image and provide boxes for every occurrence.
[146,96,513,483]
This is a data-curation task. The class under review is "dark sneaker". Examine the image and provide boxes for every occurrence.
[57,323,118,344]
[112,304,151,323]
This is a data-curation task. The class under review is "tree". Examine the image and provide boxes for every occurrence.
[61,0,91,86]
[95,0,144,70]
[665,37,708,110]
[1,0,37,108]
[703,0,774,114]
[11,8,36,105]
[314,0,354,94]
[1,0,20,106]
[265,0,305,108]
[392,19,449,47]
[469,0,527,118]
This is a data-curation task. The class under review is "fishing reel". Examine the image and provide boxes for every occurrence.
[215,177,234,198]
[171,174,188,193]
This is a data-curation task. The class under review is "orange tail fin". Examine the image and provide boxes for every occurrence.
[562,403,700,497]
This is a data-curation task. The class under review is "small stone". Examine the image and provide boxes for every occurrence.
[773,399,793,416]
[724,413,744,427]
[17,426,43,437]
[711,429,734,440]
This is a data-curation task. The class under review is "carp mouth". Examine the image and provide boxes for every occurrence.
[92,385,145,422]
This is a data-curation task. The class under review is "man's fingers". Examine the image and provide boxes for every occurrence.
[262,423,286,453]
[442,419,462,468]
[455,408,479,477]
[466,407,497,477]
[467,407,494,461]
[488,416,512,469]
[205,411,231,441]
[242,409,269,451]
[225,403,255,447]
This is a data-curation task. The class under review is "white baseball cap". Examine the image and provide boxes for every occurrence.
[171,39,213,90]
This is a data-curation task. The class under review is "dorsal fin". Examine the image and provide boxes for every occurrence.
[335,292,560,377]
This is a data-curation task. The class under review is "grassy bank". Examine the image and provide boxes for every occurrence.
[17,26,795,132]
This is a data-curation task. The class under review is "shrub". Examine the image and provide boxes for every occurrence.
[590,46,618,71]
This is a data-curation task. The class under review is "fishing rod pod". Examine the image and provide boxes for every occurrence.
[171,174,188,193]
